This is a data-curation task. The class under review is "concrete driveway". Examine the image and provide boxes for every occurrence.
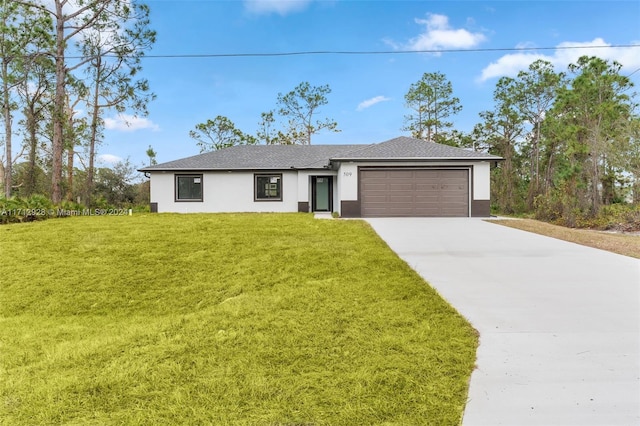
[365,218,640,426]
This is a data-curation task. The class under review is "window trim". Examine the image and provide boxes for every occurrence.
[254,173,283,202]
[175,173,203,202]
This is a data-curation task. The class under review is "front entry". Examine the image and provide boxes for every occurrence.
[312,176,333,212]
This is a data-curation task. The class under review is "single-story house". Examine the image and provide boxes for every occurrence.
[139,136,502,218]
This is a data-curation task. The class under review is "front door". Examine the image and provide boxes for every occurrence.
[312,176,332,212]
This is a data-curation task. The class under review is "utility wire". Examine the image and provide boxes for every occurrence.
[627,66,640,78]
[62,43,640,59]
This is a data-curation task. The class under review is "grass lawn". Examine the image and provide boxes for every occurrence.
[0,213,477,425]
[489,218,640,259]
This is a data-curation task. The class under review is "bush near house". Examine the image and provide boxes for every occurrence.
[533,194,640,232]
[575,203,640,232]
[0,195,149,224]
[0,194,56,224]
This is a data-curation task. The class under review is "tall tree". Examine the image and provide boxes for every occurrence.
[623,117,640,202]
[145,145,157,166]
[256,111,280,145]
[403,72,462,142]
[276,81,339,145]
[544,56,635,217]
[18,0,155,204]
[0,1,52,197]
[17,53,54,197]
[189,116,257,152]
[571,56,633,212]
[62,86,89,202]
[512,60,564,207]
[81,2,155,205]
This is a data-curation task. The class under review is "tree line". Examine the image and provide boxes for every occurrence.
[0,0,155,206]
[473,58,638,224]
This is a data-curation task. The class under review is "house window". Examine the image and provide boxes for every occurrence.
[175,174,203,202]
[255,174,282,201]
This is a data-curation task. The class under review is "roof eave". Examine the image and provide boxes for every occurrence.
[138,166,331,172]
[330,156,503,162]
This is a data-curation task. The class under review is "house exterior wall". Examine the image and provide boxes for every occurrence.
[473,161,491,199]
[337,162,359,201]
[149,161,493,216]
[335,162,358,216]
[150,170,299,213]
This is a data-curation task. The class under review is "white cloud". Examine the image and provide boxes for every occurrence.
[104,114,159,132]
[478,38,640,82]
[478,52,550,82]
[244,0,312,16]
[98,154,123,164]
[356,96,391,111]
[387,13,487,53]
[41,0,132,43]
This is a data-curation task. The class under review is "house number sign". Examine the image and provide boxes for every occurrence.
[343,171,353,177]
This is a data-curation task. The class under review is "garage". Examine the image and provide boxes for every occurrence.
[360,168,470,217]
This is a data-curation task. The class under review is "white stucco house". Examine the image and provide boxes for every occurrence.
[139,136,502,218]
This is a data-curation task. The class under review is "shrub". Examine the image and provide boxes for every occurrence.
[576,203,640,231]
[0,195,56,223]
[1,195,150,225]
[0,197,21,224]
[533,190,565,224]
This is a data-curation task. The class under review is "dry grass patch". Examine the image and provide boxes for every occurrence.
[489,218,640,259]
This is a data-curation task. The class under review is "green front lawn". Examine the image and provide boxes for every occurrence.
[0,213,477,425]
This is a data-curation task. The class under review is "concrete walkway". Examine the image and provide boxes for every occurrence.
[365,218,640,426]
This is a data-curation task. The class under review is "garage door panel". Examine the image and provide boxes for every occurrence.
[389,183,413,191]
[361,169,469,217]
[364,170,391,178]
[415,184,439,191]
[441,190,467,199]
[388,208,414,216]
[389,195,413,203]
[415,195,439,204]
[366,196,388,204]
[387,170,414,178]
[441,181,467,188]
[442,185,467,191]
[362,181,388,189]
[413,205,441,213]
[441,170,467,177]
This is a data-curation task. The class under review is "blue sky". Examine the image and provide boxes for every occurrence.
[94,0,640,169]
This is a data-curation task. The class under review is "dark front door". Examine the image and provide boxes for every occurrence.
[312,176,333,212]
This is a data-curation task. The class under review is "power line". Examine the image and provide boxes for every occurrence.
[66,43,640,59]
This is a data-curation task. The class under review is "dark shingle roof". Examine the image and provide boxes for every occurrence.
[139,137,501,172]
[332,136,500,160]
[140,144,363,171]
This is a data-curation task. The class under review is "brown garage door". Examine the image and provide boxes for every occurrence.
[360,169,469,217]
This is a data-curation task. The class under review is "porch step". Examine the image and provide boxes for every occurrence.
[314,212,334,220]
